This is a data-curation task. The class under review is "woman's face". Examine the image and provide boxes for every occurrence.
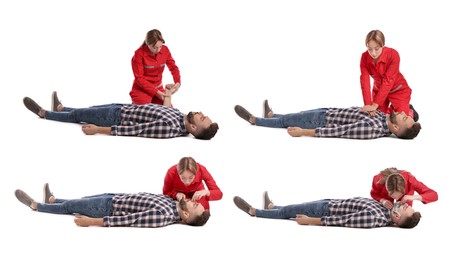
[366,40,383,60]
[179,169,195,186]
[147,40,163,55]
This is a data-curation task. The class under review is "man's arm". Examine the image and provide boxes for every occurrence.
[81,124,111,135]
[162,85,174,107]
[295,214,322,225]
[287,127,316,137]
[74,215,104,227]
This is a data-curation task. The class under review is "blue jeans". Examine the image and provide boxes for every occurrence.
[44,104,123,126]
[255,108,327,128]
[255,199,330,219]
[37,193,114,218]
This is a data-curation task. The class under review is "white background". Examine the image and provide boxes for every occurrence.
[1,1,456,259]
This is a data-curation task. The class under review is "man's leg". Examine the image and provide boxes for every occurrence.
[44,104,123,126]
[255,199,330,219]
[37,193,114,218]
[255,108,327,129]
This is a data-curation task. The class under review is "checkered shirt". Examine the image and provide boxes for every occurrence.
[111,104,188,138]
[315,107,391,139]
[103,193,181,228]
[322,197,392,228]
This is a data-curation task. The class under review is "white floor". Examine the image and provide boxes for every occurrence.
[1,1,456,259]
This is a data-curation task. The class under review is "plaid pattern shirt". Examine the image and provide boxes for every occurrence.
[322,197,392,228]
[103,193,181,228]
[315,107,391,139]
[111,104,188,138]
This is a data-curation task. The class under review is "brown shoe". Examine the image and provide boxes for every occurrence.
[263,100,272,118]
[262,191,273,209]
[15,189,35,210]
[43,183,53,203]
[23,97,44,118]
[233,196,254,216]
[234,105,254,125]
[51,91,62,112]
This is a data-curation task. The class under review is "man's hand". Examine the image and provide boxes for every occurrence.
[295,214,321,225]
[74,215,104,227]
[82,124,99,135]
[81,124,111,135]
[287,127,304,137]
[166,83,181,94]
[287,127,316,137]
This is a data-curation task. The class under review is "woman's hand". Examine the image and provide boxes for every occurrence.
[192,190,209,201]
[176,193,186,200]
[361,103,378,116]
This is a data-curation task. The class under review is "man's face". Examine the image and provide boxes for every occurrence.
[179,198,205,217]
[389,112,415,132]
[187,112,213,131]
[391,202,415,222]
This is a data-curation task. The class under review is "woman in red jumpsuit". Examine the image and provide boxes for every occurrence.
[129,29,181,105]
[370,167,438,210]
[163,157,223,210]
[360,30,418,121]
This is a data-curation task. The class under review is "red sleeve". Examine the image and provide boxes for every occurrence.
[372,48,401,106]
[405,173,438,204]
[370,174,384,201]
[163,46,181,84]
[131,47,159,97]
[198,164,223,201]
[162,166,178,200]
[359,52,373,105]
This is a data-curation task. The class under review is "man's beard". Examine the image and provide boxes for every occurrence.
[186,112,195,124]
[179,198,188,211]
[389,112,397,124]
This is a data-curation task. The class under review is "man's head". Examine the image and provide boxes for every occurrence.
[177,198,210,226]
[387,112,421,139]
[390,202,421,228]
[185,112,219,140]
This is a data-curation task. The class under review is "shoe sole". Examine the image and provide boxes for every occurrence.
[23,97,42,117]
[43,183,48,203]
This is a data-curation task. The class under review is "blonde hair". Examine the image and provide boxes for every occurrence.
[177,157,197,175]
[365,30,385,47]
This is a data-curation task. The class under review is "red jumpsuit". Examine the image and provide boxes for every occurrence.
[370,171,438,206]
[360,47,412,116]
[162,163,223,210]
[130,44,181,105]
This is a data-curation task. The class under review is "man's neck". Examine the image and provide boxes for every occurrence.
[385,115,393,132]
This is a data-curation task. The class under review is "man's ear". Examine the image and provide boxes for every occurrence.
[181,210,190,221]
[393,212,401,222]
[391,123,400,134]
[189,123,197,132]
